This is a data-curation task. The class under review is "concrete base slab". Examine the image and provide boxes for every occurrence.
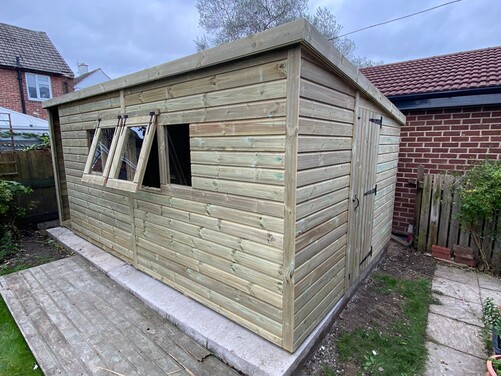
[425,342,485,376]
[429,294,482,327]
[48,227,343,376]
[432,277,481,305]
[426,313,485,359]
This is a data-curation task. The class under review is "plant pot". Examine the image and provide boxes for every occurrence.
[487,354,501,376]
[494,331,501,355]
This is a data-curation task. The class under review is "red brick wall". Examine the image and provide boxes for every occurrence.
[0,67,73,120]
[394,105,501,234]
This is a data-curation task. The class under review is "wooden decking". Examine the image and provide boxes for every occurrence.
[0,256,238,376]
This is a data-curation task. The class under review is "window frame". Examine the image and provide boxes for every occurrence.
[81,112,159,193]
[105,113,158,192]
[25,73,52,101]
[81,116,122,185]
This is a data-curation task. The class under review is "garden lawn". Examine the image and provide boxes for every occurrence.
[0,296,43,376]
[334,275,433,375]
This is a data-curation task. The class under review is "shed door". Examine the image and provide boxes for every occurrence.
[348,108,381,284]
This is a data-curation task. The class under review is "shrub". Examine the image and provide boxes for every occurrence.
[459,161,501,270]
[0,181,33,259]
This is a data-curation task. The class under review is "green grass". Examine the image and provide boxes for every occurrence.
[333,274,432,376]
[0,264,29,276]
[0,296,43,376]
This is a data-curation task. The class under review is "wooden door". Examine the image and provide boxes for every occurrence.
[347,107,381,285]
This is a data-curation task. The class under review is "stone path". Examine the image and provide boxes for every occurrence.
[0,255,238,376]
[424,264,501,375]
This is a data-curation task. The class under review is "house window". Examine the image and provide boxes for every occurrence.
[26,73,52,100]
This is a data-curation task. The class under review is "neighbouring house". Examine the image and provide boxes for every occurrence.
[44,19,405,352]
[0,22,74,120]
[74,62,111,90]
[362,46,501,235]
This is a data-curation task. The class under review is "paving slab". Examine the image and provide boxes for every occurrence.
[429,293,482,327]
[0,256,238,376]
[425,342,485,376]
[478,273,501,292]
[434,264,478,285]
[426,312,485,359]
[480,285,501,305]
[431,277,481,305]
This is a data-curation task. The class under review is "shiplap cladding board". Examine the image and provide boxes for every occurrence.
[292,52,355,349]
[58,51,289,347]
[58,91,134,262]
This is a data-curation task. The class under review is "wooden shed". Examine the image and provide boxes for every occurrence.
[44,19,405,353]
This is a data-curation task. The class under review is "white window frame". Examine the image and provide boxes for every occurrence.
[25,73,52,100]
[81,112,159,193]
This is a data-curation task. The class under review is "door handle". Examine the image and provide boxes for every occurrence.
[352,194,360,211]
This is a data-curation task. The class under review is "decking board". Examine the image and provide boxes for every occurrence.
[0,256,238,376]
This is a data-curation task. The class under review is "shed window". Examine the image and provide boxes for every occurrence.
[26,73,52,100]
[82,113,158,192]
[167,124,191,186]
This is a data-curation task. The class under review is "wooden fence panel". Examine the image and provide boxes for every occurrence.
[0,150,58,222]
[416,172,501,270]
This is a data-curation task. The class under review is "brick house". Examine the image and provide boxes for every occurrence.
[0,22,74,120]
[362,47,501,235]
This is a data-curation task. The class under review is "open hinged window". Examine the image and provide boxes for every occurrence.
[82,111,159,192]
[82,116,122,185]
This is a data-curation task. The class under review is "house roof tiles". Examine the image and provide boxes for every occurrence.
[361,46,501,97]
[0,22,73,77]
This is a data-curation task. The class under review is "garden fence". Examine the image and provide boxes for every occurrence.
[415,171,501,269]
[0,149,58,223]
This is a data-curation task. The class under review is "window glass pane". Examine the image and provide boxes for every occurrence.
[39,84,51,99]
[37,76,49,83]
[90,128,115,173]
[142,132,160,188]
[168,124,191,186]
[117,126,145,181]
[26,74,37,99]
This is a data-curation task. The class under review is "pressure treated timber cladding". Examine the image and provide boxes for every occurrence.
[292,56,354,348]
[371,114,401,257]
[46,21,404,353]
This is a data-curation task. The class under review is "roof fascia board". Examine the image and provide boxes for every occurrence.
[388,86,501,101]
[0,64,66,77]
[394,92,501,110]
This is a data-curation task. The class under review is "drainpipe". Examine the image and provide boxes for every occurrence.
[16,56,27,114]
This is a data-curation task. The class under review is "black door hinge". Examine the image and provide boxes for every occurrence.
[364,184,377,196]
[369,116,383,128]
[359,246,373,266]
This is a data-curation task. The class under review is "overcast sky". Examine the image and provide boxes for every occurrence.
[1,0,500,79]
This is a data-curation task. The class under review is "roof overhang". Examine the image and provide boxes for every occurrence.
[389,86,501,110]
[43,19,405,125]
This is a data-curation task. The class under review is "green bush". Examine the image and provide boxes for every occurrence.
[0,181,33,259]
[459,161,501,269]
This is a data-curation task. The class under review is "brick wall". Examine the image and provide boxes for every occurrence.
[0,67,73,120]
[394,105,501,234]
